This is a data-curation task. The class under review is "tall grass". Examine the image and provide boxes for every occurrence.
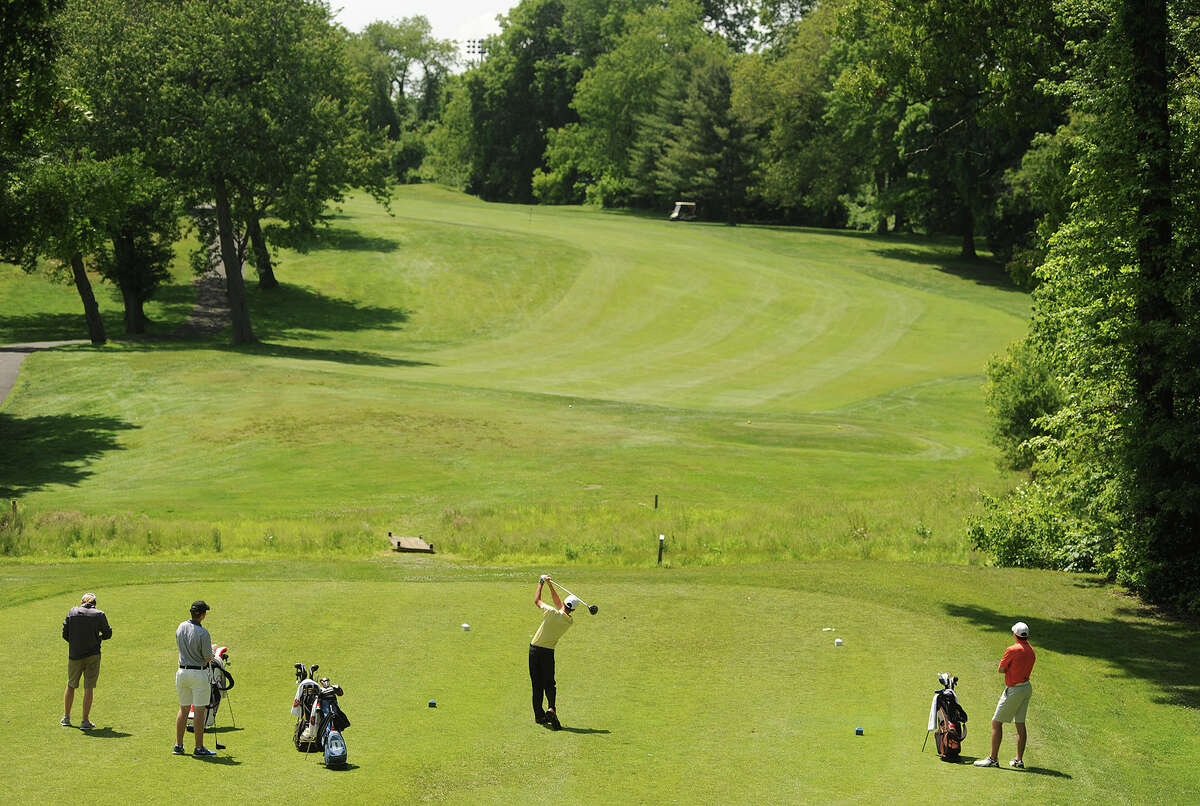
[11,480,989,566]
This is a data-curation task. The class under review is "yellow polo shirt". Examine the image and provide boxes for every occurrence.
[531,602,573,648]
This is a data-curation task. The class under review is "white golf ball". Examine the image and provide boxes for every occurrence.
[461,623,470,631]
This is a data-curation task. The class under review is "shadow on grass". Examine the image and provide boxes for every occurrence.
[943,603,1200,710]
[0,412,138,497]
[0,312,108,343]
[559,726,610,735]
[246,282,410,341]
[324,763,360,772]
[952,754,1070,777]
[111,338,435,368]
[0,281,194,343]
[264,223,401,253]
[868,247,1020,292]
[81,727,132,739]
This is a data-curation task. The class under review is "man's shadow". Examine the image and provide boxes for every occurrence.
[81,727,132,739]
[953,754,1070,778]
[546,725,611,735]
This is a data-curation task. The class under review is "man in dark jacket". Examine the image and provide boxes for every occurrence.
[61,592,112,730]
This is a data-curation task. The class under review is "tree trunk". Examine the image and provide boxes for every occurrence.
[874,172,888,235]
[247,213,278,290]
[120,285,146,335]
[111,233,147,335]
[959,151,977,259]
[68,253,106,345]
[213,176,255,344]
[960,218,977,260]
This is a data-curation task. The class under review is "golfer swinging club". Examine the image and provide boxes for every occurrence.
[529,575,578,730]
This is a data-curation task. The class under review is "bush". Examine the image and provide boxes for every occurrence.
[968,485,1116,573]
[984,338,1063,470]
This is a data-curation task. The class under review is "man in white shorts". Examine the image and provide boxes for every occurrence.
[175,600,217,757]
[975,621,1036,769]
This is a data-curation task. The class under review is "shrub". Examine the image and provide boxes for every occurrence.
[984,338,1063,470]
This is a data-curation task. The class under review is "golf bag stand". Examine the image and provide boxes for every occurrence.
[923,673,967,760]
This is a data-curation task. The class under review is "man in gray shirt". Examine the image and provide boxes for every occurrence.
[61,592,112,730]
[174,600,216,757]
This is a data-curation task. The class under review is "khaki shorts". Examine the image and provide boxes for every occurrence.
[993,681,1033,723]
[176,668,210,707]
[67,655,101,689]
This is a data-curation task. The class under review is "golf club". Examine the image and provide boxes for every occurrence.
[547,579,599,615]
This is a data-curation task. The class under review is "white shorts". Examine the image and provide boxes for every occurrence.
[177,668,210,707]
[993,681,1033,723]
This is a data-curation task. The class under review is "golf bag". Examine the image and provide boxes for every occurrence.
[291,663,350,767]
[188,645,234,730]
[926,673,967,760]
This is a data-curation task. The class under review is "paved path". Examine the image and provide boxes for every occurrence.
[0,341,90,406]
[173,253,230,338]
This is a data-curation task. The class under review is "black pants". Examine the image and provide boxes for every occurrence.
[528,644,556,720]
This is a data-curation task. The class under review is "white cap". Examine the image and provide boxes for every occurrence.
[1012,621,1030,638]
[563,595,580,611]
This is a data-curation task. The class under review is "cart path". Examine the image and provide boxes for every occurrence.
[1,258,232,407]
[0,341,90,407]
[171,253,230,339]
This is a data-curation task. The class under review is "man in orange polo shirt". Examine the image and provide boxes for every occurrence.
[974,621,1036,769]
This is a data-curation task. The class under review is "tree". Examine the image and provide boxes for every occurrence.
[973,0,1200,613]
[12,153,111,345]
[435,0,657,203]
[0,0,64,222]
[111,0,392,341]
[351,17,457,181]
[644,44,754,223]
[51,1,192,335]
[538,0,708,205]
[1,0,109,343]
[454,0,585,202]
[830,0,1064,256]
[737,0,853,226]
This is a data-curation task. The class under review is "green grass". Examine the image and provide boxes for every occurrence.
[4,559,1196,804]
[1,187,1028,564]
[0,239,199,344]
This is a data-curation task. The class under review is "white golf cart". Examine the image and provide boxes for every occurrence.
[668,201,697,221]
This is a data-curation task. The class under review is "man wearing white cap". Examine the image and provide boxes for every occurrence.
[61,592,112,730]
[975,621,1037,769]
[529,575,575,730]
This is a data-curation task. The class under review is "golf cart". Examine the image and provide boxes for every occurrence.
[669,201,696,221]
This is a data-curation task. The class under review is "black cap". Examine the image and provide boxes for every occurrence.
[190,600,211,614]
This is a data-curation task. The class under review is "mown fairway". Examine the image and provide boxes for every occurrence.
[5,560,1197,805]
[2,186,1028,562]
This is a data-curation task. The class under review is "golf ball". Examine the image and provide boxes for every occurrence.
[461,623,470,631]
[835,638,843,646]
